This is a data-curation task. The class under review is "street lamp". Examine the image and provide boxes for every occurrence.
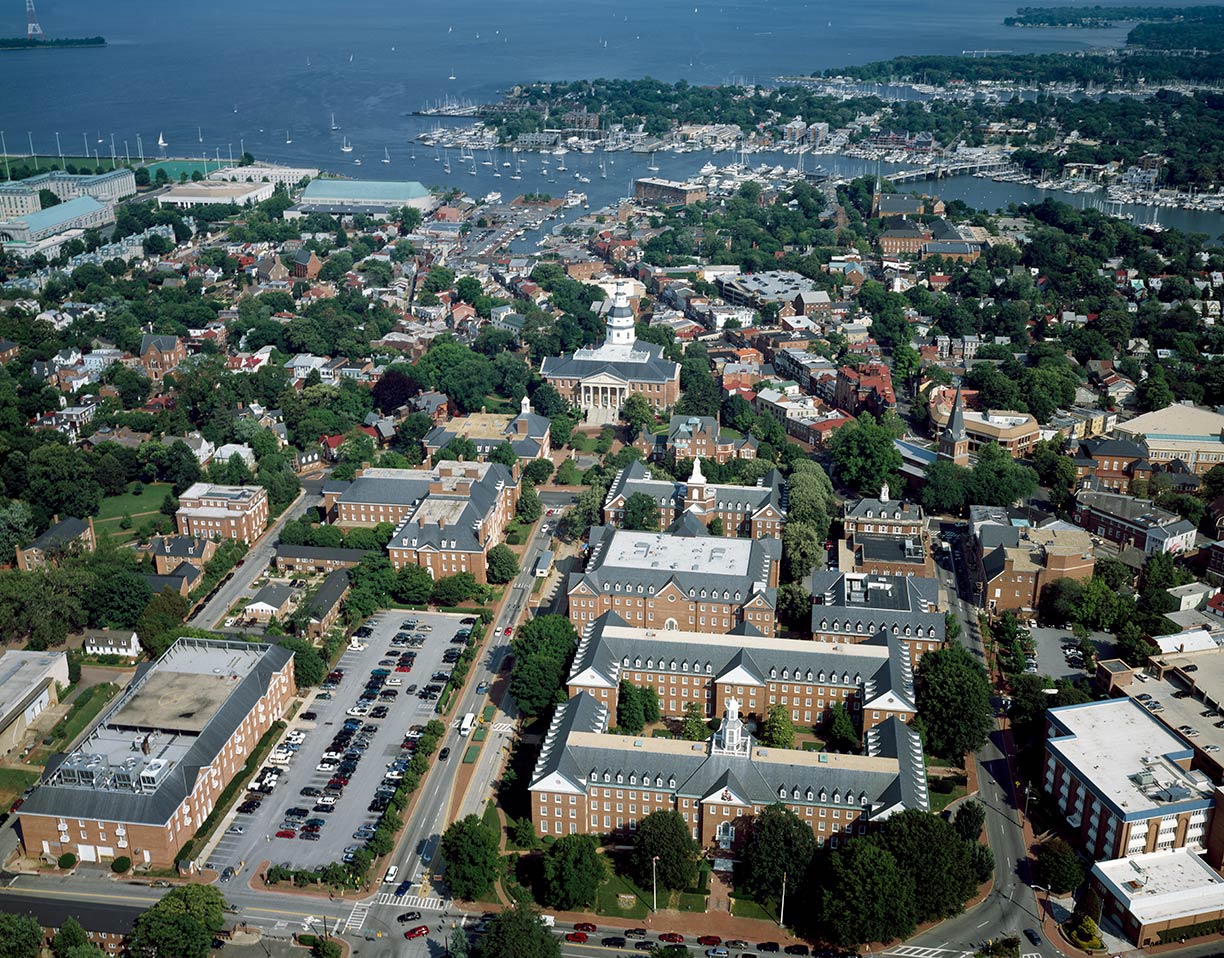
[779,871,787,929]
[651,855,659,913]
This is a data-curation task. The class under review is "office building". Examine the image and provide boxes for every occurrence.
[569,526,780,636]
[18,638,295,868]
[1116,404,1224,475]
[529,693,929,848]
[0,650,70,756]
[175,483,269,543]
[810,571,944,661]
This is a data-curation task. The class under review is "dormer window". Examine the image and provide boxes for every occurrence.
[806,788,814,801]
[668,776,675,788]
[630,774,637,785]
[819,789,827,802]
[616,773,623,784]
[792,787,800,800]
[779,787,786,799]
[833,791,841,804]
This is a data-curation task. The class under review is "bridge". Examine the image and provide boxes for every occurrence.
[885,158,1011,183]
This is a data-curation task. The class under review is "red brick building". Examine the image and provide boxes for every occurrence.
[18,638,295,869]
[834,363,896,418]
[138,334,187,382]
[568,527,781,637]
[175,483,269,543]
[528,693,929,849]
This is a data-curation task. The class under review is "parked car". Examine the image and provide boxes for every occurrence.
[575,923,597,933]
[403,926,429,940]
[565,932,588,943]
[274,829,295,838]
[397,910,422,923]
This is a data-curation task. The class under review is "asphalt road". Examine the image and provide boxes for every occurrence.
[189,477,324,630]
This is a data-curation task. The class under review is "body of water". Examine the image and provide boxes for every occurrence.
[2,0,1218,237]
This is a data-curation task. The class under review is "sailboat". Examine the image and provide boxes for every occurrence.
[198,126,203,144]
[600,158,607,178]
[647,151,659,172]
[383,147,391,164]
[448,67,457,80]
[469,157,477,175]
[511,157,522,180]
[443,149,451,174]
[331,113,340,131]
[285,129,292,145]
[341,136,353,153]
[157,131,167,149]
[482,151,493,167]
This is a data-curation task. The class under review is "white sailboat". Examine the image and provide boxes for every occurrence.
[383,147,391,164]
[443,149,451,174]
[331,113,340,131]
[511,157,522,180]
[157,131,167,149]
[197,126,203,143]
[341,136,353,153]
[448,67,456,80]
[285,129,292,145]
[600,158,607,178]
[647,151,659,172]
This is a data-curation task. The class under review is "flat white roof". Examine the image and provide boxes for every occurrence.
[1048,699,1211,817]
[600,530,754,577]
[1094,849,1224,924]
[1117,404,1224,443]
[1154,628,1222,654]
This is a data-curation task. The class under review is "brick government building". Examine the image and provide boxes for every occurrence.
[541,283,680,426]
[18,638,294,869]
[602,459,786,540]
[568,526,781,637]
[567,611,918,733]
[175,483,269,544]
[529,692,930,848]
[324,462,519,583]
[810,571,946,662]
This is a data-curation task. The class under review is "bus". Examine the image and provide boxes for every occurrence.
[459,712,475,737]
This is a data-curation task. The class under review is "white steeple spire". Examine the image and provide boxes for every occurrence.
[689,456,705,485]
[520,394,531,415]
[604,280,636,348]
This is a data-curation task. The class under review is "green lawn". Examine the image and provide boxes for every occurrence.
[593,873,650,920]
[482,799,501,841]
[482,705,496,722]
[731,897,777,922]
[0,768,37,808]
[677,892,707,913]
[929,780,968,814]
[472,726,488,742]
[462,745,480,764]
[96,482,173,521]
[146,159,219,179]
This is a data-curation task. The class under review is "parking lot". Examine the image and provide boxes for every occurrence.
[208,611,474,881]
[1029,627,1115,681]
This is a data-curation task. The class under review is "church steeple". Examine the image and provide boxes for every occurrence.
[938,382,969,467]
[604,281,636,348]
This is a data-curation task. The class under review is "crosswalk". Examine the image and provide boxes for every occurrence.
[343,903,371,931]
[883,947,973,958]
[490,722,513,733]
[377,891,447,910]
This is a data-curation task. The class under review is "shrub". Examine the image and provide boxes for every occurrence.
[58,852,77,869]
[111,856,131,873]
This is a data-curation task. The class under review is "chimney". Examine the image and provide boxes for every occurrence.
[438,518,445,530]
[141,734,152,755]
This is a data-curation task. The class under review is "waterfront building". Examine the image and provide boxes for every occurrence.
[540,283,680,425]
[17,638,294,868]
[0,196,115,259]
[633,178,707,206]
[157,180,275,209]
[286,179,435,219]
[0,169,135,218]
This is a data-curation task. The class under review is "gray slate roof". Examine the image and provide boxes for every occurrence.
[20,642,294,826]
[569,612,915,713]
[605,460,786,520]
[810,571,944,640]
[530,692,928,817]
[308,569,350,621]
[275,544,371,563]
[26,517,90,553]
[541,340,678,384]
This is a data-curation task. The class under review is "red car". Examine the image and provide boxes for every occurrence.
[660,933,684,943]
[698,936,722,946]
[396,665,412,672]
[565,932,588,944]
[275,829,296,838]
[574,922,597,933]
[403,925,429,940]
[503,627,513,637]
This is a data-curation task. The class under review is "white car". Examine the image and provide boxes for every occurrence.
[316,761,339,772]
[386,678,403,687]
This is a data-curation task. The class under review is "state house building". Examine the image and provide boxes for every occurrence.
[529,692,930,849]
[810,570,945,662]
[567,611,917,733]
[540,283,680,426]
[568,526,780,637]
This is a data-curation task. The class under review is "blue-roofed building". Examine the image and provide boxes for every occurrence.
[0,195,115,259]
[287,178,435,219]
